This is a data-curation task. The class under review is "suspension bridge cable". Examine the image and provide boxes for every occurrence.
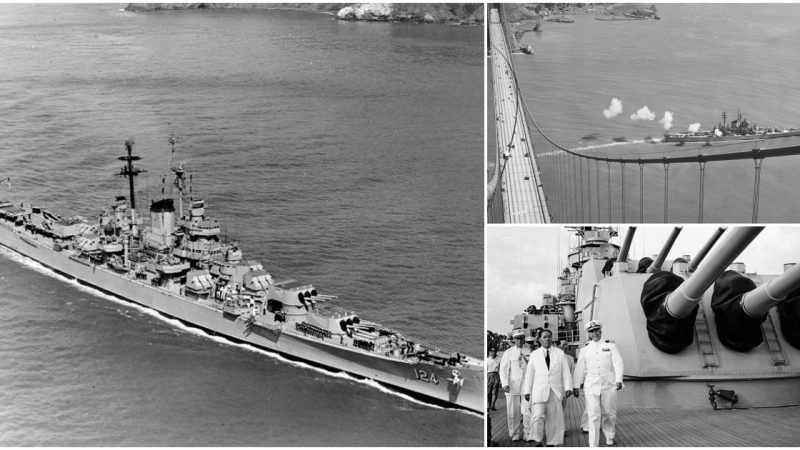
[698,157,706,223]
[663,159,670,223]
[752,156,764,223]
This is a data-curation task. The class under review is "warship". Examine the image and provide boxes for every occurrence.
[663,111,800,143]
[0,138,483,413]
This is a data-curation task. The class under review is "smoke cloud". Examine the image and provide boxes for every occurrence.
[603,98,623,119]
[688,123,701,133]
[715,129,722,137]
[630,106,656,121]
[658,111,673,130]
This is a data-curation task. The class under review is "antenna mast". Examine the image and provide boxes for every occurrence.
[117,139,145,210]
[168,133,188,218]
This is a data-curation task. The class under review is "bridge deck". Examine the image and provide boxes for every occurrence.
[489,393,800,447]
[489,8,550,224]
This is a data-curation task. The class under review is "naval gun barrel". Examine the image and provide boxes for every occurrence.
[741,261,800,317]
[688,227,726,272]
[647,227,683,273]
[666,227,764,318]
[616,226,637,262]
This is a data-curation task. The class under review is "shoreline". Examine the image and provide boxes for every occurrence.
[124,3,484,26]
[505,3,658,49]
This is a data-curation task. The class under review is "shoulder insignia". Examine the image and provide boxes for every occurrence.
[604,340,615,343]
[584,342,591,346]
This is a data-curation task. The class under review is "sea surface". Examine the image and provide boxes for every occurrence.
[0,4,483,446]
[507,3,800,222]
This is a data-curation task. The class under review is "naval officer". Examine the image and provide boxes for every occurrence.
[573,320,624,447]
[520,335,536,440]
[499,329,527,441]
[523,329,573,446]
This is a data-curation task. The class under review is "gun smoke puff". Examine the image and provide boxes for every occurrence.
[631,106,656,121]
[659,111,673,130]
[603,98,623,119]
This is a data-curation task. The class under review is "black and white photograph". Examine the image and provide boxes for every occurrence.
[486,225,800,446]
[488,3,800,224]
[0,3,484,446]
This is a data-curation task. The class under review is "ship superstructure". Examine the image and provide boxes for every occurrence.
[0,138,483,413]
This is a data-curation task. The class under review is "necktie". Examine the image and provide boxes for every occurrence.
[545,349,550,369]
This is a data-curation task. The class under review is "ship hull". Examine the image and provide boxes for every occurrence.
[663,129,800,143]
[0,225,482,413]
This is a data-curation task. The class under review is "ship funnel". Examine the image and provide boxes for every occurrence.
[741,261,800,317]
[666,227,763,319]
[688,227,726,272]
[647,227,682,273]
[616,226,636,262]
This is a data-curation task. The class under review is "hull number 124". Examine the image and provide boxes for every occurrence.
[414,368,439,385]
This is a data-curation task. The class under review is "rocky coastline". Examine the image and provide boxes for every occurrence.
[502,4,657,50]
[124,3,484,25]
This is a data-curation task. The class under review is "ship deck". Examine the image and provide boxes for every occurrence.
[489,393,800,446]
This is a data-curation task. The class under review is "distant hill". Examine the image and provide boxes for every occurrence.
[125,3,484,24]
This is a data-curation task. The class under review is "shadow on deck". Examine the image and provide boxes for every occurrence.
[489,393,800,447]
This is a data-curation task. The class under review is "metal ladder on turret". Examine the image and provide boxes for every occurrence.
[694,304,718,368]
[761,313,787,366]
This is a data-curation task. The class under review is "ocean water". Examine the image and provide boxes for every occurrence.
[510,3,800,222]
[0,4,483,446]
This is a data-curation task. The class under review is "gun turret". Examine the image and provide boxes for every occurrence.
[647,227,682,273]
[708,260,800,352]
[666,227,763,319]
[641,227,763,354]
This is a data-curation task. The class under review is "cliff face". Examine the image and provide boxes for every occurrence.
[125,3,484,24]
[501,4,541,22]
[337,3,483,24]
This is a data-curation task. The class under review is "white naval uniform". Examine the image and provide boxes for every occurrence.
[520,347,532,439]
[499,345,527,439]
[573,340,624,447]
[522,346,573,445]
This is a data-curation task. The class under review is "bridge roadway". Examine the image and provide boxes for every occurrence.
[489,8,550,224]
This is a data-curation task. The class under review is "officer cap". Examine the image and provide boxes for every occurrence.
[524,335,535,342]
[512,329,524,338]
[585,320,602,332]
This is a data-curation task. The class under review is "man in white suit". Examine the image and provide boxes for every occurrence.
[522,329,573,446]
[499,329,527,441]
[573,320,624,447]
